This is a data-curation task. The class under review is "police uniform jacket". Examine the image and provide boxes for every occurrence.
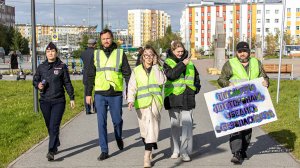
[33,58,74,103]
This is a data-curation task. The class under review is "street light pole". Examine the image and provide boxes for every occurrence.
[54,0,56,31]
[276,0,286,103]
[101,0,104,30]
[249,0,252,50]
[31,0,38,112]
[262,0,265,60]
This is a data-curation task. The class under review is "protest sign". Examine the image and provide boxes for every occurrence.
[204,77,277,138]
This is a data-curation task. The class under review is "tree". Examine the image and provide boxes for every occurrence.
[265,33,277,56]
[284,31,293,45]
[146,25,181,52]
[11,29,23,51]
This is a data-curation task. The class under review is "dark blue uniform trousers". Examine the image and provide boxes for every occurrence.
[40,101,65,152]
[95,94,123,153]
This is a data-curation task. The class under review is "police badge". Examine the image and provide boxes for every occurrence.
[54,70,59,75]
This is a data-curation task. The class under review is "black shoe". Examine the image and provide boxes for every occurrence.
[46,152,54,161]
[86,112,92,115]
[241,151,248,160]
[53,148,58,155]
[116,139,124,150]
[97,152,109,161]
[231,152,242,164]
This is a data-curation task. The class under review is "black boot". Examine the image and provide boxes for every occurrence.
[231,152,242,164]
[97,152,109,161]
[117,139,124,150]
[241,151,248,160]
[46,152,54,161]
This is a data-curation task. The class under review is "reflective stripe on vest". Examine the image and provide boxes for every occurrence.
[229,57,260,85]
[133,65,163,109]
[94,49,123,91]
[164,58,196,97]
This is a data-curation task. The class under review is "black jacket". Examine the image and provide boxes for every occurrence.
[163,49,201,110]
[80,47,94,85]
[33,58,74,103]
[86,42,132,96]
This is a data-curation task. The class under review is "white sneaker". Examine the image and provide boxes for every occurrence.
[170,153,179,159]
[181,153,191,162]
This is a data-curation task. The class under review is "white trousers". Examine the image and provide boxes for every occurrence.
[168,109,193,155]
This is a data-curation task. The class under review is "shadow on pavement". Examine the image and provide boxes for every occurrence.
[54,127,140,161]
[247,129,296,159]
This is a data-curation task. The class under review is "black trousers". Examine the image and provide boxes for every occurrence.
[142,138,157,151]
[40,101,65,152]
[229,128,252,154]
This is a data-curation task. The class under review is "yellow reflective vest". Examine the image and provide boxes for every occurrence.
[94,49,123,91]
[133,65,163,109]
[229,57,259,84]
[164,58,196,97]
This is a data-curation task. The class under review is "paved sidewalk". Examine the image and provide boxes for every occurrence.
[8,60,300,168]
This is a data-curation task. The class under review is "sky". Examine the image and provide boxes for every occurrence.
[6,0,198,31]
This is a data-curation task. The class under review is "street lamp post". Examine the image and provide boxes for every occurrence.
[31,0,38,112]
[101,0,104,30]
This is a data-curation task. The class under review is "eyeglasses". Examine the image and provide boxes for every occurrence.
[143,54,155,59]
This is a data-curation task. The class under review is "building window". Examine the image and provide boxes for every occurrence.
[201,29,204,33]
[266,28,270,32]
[217,12,219,16]
[201,13,204,16]
[230,11,233,15]
[257,19,261,23]
[266,10,270,14]
[287,8,291,12]
[257,28,261,32]
[296,26,300,30]
[208,13,211,16]
[230,28,232,32]
[297,8,300,12]
[275,10,279,14]
[257,10,261,14]
[287,26,290,30]
[287,17,291,21]
[266,19,270,23]
[297,17,300,21]
[230,19,232,23]
[196,21,198,25]
[208,20,211,24]
[274,28,279,32]
[275,19,279,23]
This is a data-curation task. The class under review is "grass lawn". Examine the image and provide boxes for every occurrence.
[0,80,84,168]
[210,79,300,161]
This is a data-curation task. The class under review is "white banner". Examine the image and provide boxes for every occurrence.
[204,77,277,138]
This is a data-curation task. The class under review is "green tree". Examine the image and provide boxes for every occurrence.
[284,31,293,45]
[20,38,30,54]
[146,25,181,52]
[265,33,277,56]
[11,29,23,51]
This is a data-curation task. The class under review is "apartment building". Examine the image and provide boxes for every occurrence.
[181,0,300,52]
[0,0,15,27]
[128,9,170,47]
[16,24,91,52]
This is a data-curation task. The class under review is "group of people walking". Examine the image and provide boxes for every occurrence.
[33,28,269,167]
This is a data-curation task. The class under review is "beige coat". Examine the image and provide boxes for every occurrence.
[127,64,166,143]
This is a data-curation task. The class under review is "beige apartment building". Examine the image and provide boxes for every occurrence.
[128,9,170,47]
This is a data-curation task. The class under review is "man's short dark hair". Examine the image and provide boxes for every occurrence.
[100,29,114,39]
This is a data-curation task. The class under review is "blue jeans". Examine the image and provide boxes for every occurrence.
[95,94,123,153]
